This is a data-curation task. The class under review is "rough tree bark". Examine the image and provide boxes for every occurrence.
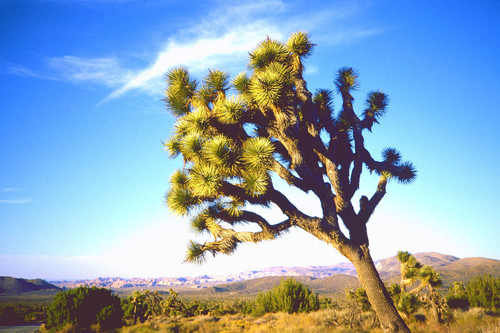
[348,246,411,332]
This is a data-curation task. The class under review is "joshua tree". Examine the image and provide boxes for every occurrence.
[164,32,416,332]
[417,265,447,323]
[396,252,447,323]
[397,251,422,292]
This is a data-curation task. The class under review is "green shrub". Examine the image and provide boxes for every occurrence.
[396,292,421,320]
[466,274,500,310]
[446,281,470,310]
[0,306,24,325]
[318,297,338,310]
[253,278,319,316]
[347,287,372,312]
[122,290,164,324]
[46,286,123,332]
[0,304,46,325]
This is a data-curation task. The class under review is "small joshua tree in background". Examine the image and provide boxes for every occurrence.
[394,251,448,323]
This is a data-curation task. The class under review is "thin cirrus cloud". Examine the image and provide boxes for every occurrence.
[0,188,31,204]
[0,199,32,204]
[5,56,133,89]
[102,24,282,103]
[47,56,135,88]
[1,188,19,192]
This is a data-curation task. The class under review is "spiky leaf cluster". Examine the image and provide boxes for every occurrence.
[371,151,417,184]
[242,137,274,170]
[335,67,359,92]
[166,187,198,216]
[249,62,292,106]
[188,163,222,197]
[286,31,315,57]
[313,89,334,116]
[382,148,402,164]
[203,135,242,174]
[164,67,197,117]
[365,91,388,119]
[205,69,230,93]
[185,240,206,264]
[396,292,421,319]
[249,37,290,70]
[216,97,246,124]
[419,265,442,288]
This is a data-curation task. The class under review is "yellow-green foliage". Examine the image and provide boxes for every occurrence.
[466,274,500,310]
[253,278,319,316]
[347,288,372,312]
[45,286,122,332]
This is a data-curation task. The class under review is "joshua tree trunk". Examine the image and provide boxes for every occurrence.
[348,245,411,333]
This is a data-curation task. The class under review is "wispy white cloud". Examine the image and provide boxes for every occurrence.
[100,0,293,102]
[5,56,134,89]
[1,188,20,192]
[304,65,319,75]
[320,26,387,46]
[103,25,281,102]
[0,199,31,204]
[47,56,134,87]
[5,65,44,79]
[0,188,31,204]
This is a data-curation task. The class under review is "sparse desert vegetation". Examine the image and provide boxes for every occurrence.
[1,255,500,332]
[114,273,500,333]
[2,272,500,332]
[30,275,500,332]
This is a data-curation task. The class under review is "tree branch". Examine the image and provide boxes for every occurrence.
[272,160,310,192]
[268,186,310,220]
[212,209,276,233]
[199,218,294,254]
[219,181,271,206]
[339,90,366,199]
[358,175,387,224]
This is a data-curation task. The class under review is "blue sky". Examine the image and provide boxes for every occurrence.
[1,0,499,280]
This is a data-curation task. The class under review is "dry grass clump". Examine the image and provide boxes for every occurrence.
[119,307,500,333]
[119,308,382,333]
[446,309,500,333]
[405,309,500,333]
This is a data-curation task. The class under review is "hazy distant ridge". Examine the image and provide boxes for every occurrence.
[49,252,500,290]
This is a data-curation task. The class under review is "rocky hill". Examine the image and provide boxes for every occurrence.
[0,276,60,293]
[208,274,360,296]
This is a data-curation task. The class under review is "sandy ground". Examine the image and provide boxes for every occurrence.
[0,324,42,333]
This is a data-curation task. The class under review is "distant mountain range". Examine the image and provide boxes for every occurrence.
[46,252,500,293]
[0,276,60,293]
[1,253,498,295]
